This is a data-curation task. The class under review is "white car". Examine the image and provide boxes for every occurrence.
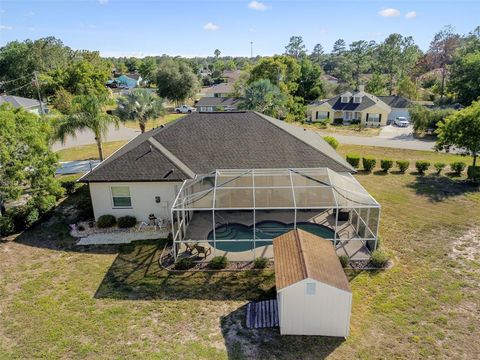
[174,105,196,114]
[394,116,410,127]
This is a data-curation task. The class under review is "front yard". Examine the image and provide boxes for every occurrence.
[1,172,479,359]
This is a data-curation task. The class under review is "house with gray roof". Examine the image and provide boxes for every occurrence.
[80,111,354,223]
[0,95,46,115]
[195,97,243,112]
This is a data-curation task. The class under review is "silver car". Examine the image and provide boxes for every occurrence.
[394,116,410,127]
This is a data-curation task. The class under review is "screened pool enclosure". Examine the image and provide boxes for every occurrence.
[171,168,381,261]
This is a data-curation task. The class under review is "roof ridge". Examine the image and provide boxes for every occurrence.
[148,137,196,178]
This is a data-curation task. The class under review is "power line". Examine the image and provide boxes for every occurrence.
[2,82,31,95]
[0,72,35,85]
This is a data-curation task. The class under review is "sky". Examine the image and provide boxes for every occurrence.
[0,0,479,58]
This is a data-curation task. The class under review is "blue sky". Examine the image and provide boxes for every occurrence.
[0,1,479,57]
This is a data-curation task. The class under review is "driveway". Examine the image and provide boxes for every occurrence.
[319,125,437,151]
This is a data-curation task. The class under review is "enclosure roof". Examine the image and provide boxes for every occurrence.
[273,229,351,292]
[172,168,380,210]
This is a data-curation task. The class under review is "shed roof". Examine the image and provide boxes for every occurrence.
[273,229,351,292]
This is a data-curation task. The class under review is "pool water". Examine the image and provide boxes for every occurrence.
[207,220,335,252]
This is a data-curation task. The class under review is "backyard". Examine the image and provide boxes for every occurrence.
[1,169,479,359]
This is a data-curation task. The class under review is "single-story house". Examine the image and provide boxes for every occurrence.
[308,87,391,127]
[203,82,234,98]
[378,95,413,122]
[274,229,352,337]
[112,73,142,88]
[222,70,241,83]
[195,97,243,112]
[0,95,47,115]
[80,111,381,262]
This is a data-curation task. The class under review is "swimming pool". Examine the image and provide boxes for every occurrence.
[207,220,335,252]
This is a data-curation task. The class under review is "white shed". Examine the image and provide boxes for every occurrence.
[273,229,352,337]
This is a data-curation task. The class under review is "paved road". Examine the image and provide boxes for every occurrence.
[319,125,437,151]
[51,123,139,151]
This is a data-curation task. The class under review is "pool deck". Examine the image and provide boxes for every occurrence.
[179,210,373,261]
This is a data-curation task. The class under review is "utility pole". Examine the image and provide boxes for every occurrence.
[250,41,253,58]
[33,71,45,115]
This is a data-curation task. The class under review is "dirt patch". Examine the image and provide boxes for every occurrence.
[450,227,480,263]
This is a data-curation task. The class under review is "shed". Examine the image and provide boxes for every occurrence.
[273,229,352,337]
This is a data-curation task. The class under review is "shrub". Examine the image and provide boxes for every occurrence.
[30,195,56,215]
[323,136,339,150]
[350,119,361,125]
[380,159,394,172]
[450,161,466,175]
[396,160,410,173]
[370,249,390,268]
[208,256,229,269]
[0,215,15,236]
[362,157,377,172]
[253,257,269,269]
[467,166,480,181]
[117,215,137,228]
[313,120,328,129]
[415,161,430,174]
[8,205,39,232]
[333,118,343,125]
[59,177,81,195]
[434,162,446,174]
[97,214,116,228]
[339,255,349,268]
[346,154,361,168]
[174,257,194,270]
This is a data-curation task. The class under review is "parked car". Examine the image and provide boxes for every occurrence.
[394,116,410,127]
[175,105,196,114]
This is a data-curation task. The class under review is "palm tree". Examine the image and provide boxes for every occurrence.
[55,95,117,161]
[114,89,165,133]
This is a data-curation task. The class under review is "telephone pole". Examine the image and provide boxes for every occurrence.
[33,71,45,115]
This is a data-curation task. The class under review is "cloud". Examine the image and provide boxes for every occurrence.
[0,25,13,30]
[98,0,109,4]
[203,22,219,31]
[248,1,271,11]
[405,11,417,19]
[25,11,35,17]
[379,8,400,17]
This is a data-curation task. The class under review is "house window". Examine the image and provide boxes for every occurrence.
[344,111,353,120]
[367,113,380,122]
[354,112,362,120]
[111,186,132,208]
[316,111,329,120]
[353,96,362,104]
[306,282,316,295]
[341,96,350,103]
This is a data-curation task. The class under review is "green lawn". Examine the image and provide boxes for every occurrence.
[1,171,479,359]
[56,140,129,162]
[123,113,185,132]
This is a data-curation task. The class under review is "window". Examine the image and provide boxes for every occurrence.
[353,96,362,104]
[306,282,316,295]
[341,96,350,103]
[111,186,132,208]
[316,111,329,120]
[367,113,380,122]
[344,111,353,120]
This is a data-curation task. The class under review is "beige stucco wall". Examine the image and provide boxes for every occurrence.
[88,181,183,222]
[309,102,389,126]
[278,278,352,337]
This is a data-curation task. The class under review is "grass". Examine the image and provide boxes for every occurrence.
[1,169,479,358]
[123,113,185,132]
[303,123,382,137]
[56,140,129,162]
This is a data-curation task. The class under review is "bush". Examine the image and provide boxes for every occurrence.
[174,257,194,270]
[370,249,390,268]
[434,162,446,174]
[323,136,339,150]
[0,215,15,236]
[396,160,410,173]
[415,161,430,174]
[97,214,116,228]
[333,118,343,125]
[350,119,361,125]
[253,257,269,269]
[362,157,377,172]
[338,255,349,268]
[346,154,361,168]
[117,215,137,228]
[30,195,56,215]
[380,159,394,172]
[9,205,39,231]
[59,176,81,195]
[467,166,480,181]
[450,161,466,175]
[208,256,229,269]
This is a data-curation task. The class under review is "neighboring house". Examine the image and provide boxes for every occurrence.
[80,111,354,223]
[0,95,46,115]
[112,73,142,88]
[203,82,234,98]
[195,97,243,112]
[308,87,391,127]
[222,70,241,83]
[378,95,413,122]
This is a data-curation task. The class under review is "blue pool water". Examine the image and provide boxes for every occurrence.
[207,220,335,252]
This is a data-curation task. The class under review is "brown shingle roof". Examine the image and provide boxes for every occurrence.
[273,229,351,292]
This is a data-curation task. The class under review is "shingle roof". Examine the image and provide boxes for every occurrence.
[0,95,43,109]
[273,229,351,292]
[195,97,243,107]
[378,96,412,108]
[203,83,234,94]
[81,111,354,182]
[327,94,376,111]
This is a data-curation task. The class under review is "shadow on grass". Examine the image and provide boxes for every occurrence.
[220,305,344,359]
[95,240,276,301]
[407,174,479,202]
[373,170,388,176]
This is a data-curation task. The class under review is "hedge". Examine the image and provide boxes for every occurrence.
[346,154,361,168]
[174,257,195,270]
[371,249,390,268]
[117,215,137,228]
[97,214,116,228]
[415,161,430,174]
[380,159,394,172]
[208,256,229,269]
[450,161,466,175]
[253,257,269,269]
[434,162,446,174]
[362,157,377,172]
[323,136,339,150]
[396,160,410,173]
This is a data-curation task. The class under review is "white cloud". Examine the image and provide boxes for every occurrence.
[0,25,13,30]
[248,1,271,11]
[98,0,109,4]
[203,22,219,31]
[379,8,401,17]
[405,11,417,19]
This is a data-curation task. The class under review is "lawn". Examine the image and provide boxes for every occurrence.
[1,172,479,358]
[123,113,185,132]
[56,140,129,162]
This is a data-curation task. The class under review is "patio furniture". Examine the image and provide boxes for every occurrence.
[185,242,196,254]
[194,244,212,258]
